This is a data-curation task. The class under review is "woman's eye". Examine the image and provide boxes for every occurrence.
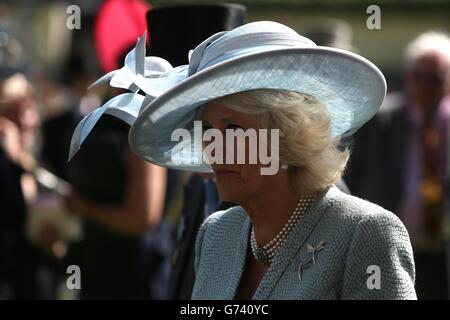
[202,124,213,131]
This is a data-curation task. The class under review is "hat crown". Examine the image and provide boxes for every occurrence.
[216,21,307,42]
[70,20,386,169]
[188,21,316,76]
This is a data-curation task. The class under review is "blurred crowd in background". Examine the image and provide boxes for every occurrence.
[1,0,450,300]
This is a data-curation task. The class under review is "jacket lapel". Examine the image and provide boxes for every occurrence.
[252,186,336,299]
[223,208,251,299]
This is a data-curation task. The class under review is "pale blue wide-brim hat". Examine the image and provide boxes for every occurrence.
[69,21,386,172]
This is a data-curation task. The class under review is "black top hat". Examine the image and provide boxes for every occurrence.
[146,3,246,66]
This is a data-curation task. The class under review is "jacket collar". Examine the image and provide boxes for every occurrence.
[225,185,339,299]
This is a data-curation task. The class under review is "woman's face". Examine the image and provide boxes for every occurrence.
[200,100,281,204]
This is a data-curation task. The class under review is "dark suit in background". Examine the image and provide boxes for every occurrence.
[345,92,449,299]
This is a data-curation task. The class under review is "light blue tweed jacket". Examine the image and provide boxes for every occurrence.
[191,185,417,300]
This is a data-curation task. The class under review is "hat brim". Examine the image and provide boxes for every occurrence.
[129,46,386,172]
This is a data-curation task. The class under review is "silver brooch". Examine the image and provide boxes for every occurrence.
[298,241,326,281]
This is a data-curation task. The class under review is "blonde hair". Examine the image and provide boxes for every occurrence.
[217,89,349,195]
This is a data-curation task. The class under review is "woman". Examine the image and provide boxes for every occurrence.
[192,90,416,299]
[69,21,416,299]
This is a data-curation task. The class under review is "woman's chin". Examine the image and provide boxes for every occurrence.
[216,182,244,204]
[217,191,241,204]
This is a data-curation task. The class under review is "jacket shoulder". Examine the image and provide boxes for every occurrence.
[321,188,416,299]
[204,205,246,225]
[193,206,246,271]
[324,187,404,226]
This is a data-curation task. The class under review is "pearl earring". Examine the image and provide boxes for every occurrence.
[281,164,288,170]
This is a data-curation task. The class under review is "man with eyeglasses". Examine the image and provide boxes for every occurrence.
[345,31,450,300]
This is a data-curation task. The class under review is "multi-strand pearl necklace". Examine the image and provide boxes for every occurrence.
[250,197,314,265]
